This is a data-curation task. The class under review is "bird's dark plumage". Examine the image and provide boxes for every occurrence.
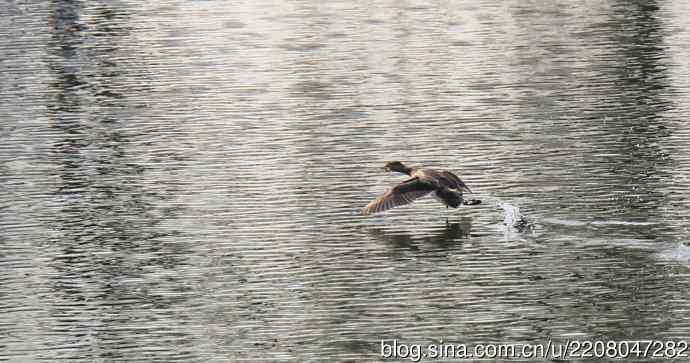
[362,161,475,215]
[434,188,462,208]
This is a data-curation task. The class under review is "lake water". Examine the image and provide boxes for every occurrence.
[3,0,690,361]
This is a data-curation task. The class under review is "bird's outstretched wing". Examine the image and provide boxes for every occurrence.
[361,179,436,215]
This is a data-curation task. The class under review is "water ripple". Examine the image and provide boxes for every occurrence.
[2,0,690,361]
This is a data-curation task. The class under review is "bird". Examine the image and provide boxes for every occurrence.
[361,161,478,215]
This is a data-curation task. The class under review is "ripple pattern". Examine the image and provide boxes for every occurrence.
[2,0,690,362]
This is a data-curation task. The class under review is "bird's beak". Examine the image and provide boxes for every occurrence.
[463,186,472,194]
[383,167,390,172]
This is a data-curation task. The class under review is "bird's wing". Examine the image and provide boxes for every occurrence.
[361,179,436,215]
[441,171,471,193]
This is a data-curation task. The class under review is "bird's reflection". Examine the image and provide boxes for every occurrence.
[369,217,473,251]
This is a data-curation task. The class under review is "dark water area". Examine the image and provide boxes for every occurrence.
[2,0,690,361]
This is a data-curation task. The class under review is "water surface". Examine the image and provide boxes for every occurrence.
[2,0,690,361]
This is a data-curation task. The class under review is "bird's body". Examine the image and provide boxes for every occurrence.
[361,161,476,215]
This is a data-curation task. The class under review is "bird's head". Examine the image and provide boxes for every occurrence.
[383,161,410,174]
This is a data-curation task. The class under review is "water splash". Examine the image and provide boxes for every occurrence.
[497,201,530,231]
[472,194,531,232]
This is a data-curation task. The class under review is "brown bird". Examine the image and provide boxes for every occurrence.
[361,161,477,215]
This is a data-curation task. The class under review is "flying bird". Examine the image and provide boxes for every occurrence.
[361,161,478,215]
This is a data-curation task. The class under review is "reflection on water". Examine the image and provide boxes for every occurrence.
[2,0,690,361]
[41,1,196,361]
[369,218,473,252]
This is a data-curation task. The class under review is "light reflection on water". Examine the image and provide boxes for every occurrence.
[2,0,690,361]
